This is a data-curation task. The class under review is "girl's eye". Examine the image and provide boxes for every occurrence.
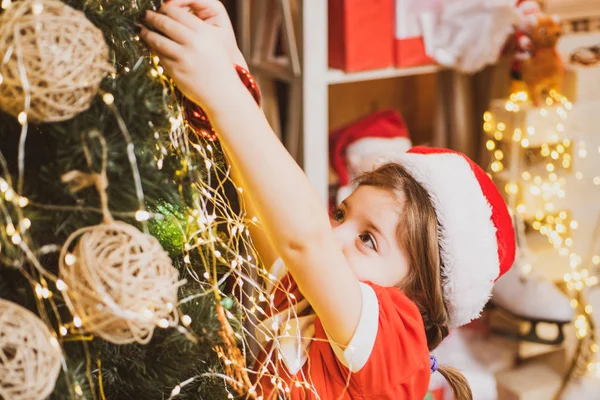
[359,233,377,251]
[333,208,344,222]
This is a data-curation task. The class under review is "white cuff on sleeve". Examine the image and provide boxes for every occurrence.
[328,282,379,372]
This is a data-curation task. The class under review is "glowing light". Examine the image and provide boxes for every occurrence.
[505,183,519,194]
[182,315,192,326]
[158,319,170,328]
[102,93,115,105]
[541,146,550,157]
[486,140,496,150]
[65,253,76,266]
[17,112,27,125]
[32,2,43,15]
[56,279,67,291]
[521,138,529,148]
[571,299,578,308]
[570,220,579,229]
[11,234,21,245]
[171,386,181,397]
[135,210,151,221]
[73,316,82,328]
[513,129,522,141]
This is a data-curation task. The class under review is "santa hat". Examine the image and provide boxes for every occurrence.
[329,110,412,187]
[394,146,515,328]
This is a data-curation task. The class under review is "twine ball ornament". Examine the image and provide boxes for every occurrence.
[0,299,62,400]
[183,64,261,143]
[59,220,183,345]
[0,0,114,123]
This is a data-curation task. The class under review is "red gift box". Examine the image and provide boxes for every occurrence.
[394,0,440,67]
[328,0,395,72]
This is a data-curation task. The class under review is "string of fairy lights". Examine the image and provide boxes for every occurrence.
[483,89,600,389]
[0,0,319,398]
[8,0,599,398]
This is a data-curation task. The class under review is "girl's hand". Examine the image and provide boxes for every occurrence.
[140,3,241,109]
[166,0,246,68]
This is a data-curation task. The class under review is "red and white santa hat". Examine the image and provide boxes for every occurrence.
[396,146,516,328]
[329,110,412,187]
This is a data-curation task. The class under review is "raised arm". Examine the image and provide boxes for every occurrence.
[141,1,363,347]
[227,157,279,271]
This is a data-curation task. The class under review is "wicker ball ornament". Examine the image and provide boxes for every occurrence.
[183,64,261,142]
[0,0,113,123]
[0,299,62,400]
[59,221,182,345]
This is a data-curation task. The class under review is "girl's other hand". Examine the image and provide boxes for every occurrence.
[140,3,241,110]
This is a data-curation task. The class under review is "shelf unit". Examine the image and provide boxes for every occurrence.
[303,1,450,203]
[238,0,444,204]
[327,65,441,85]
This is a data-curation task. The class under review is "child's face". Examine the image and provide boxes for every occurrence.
[331,186,409,287]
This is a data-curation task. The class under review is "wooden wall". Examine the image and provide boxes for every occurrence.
[328,74,437,146]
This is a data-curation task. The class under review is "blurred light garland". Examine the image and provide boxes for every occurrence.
[484,90,599,397]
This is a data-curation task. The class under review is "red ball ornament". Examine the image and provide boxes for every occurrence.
[183,65,261,142]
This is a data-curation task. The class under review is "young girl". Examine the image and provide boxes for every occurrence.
[141,2,516,399]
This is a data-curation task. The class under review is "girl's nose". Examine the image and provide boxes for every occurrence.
[332,224,353,249]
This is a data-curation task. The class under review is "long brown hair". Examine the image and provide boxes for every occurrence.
[355,162,473,400]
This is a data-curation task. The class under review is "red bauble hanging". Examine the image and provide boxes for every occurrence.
[183,65,261,142]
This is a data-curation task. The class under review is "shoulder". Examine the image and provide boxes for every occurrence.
[315,283,430,396]
[362,283,429,372]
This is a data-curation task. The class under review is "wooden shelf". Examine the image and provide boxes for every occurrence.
[545,0,600,20]
[326,64,441,85]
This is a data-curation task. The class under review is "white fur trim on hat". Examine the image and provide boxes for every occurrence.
[398,152,500,328]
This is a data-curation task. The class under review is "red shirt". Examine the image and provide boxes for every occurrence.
[253,259,430,399]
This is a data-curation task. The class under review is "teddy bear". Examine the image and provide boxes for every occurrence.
[520,14,564,105]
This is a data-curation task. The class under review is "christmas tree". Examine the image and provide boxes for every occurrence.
[0,0,256,398]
